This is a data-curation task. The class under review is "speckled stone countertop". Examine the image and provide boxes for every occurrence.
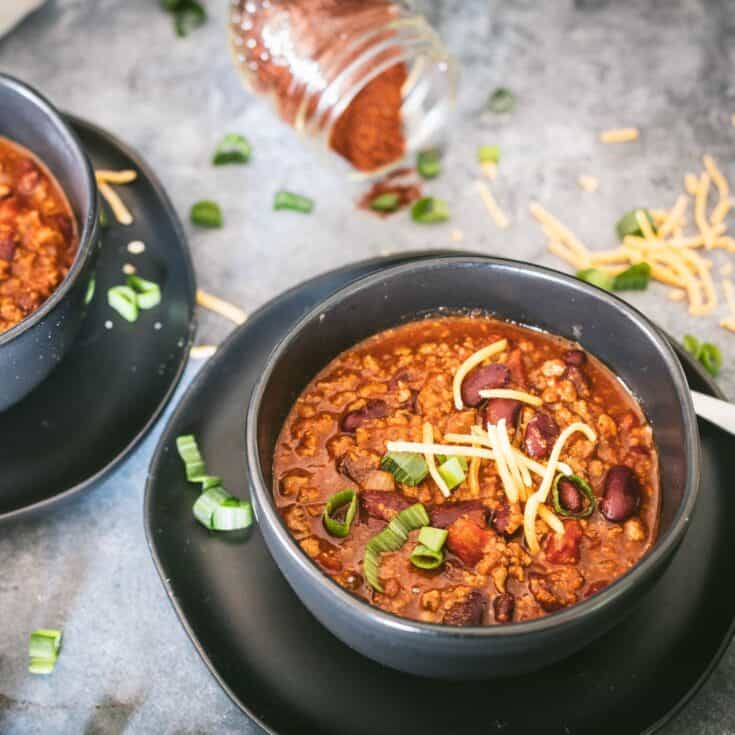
[1,0,734,733]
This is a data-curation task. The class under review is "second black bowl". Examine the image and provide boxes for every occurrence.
[247,256,699,679]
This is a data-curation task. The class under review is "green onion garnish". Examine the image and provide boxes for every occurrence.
[418,526,448,553]
[200,475,222,490]
[417,149,441,179]
[98,205,109,229]
[274,191,314,214]
[488,88,516,114]
[411,196,450,224]
[323,489,358,538]
[161,0,207,37]
[370,192,400,212]
[409,544,444,570]
[438,456,466,490]
[176,434,207,482]
[576,268,614,291]
[107,285,138,322]
[683,334,722,376]
[212,134,251,165]
[612,262,651,291]
[552,474,596,519]
[380,452,428,486]
[84,273,96,305]
[126,275,161,309]
[477,145,501,164]
[193,486,253,530]
[29,629,62,675]
[191,200,223,228]
[615,209,657,241]
[436,455,468,471]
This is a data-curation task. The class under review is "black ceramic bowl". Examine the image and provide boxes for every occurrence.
[246,256,700,679]
[0,74,99,412]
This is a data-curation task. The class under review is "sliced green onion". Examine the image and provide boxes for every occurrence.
[477,145,501,164]
[199,475,222,490]
[438,456,466,490]
[363,547,382,592]
[418,526,448,553]
[193,486,253,530]
[380,451,428,486]
[612,262,651,291]
[682,334,701,358]
[323,489,358,538]
[213,133,251,165]
[552,474,596,519]
[191,200,223,228]
[699,342,723,376]
[395,503,430,532]
[107,285,138,322]
[98,205,109,228]
[127,275,161,309]
[29,629,62,675]
[84,273,96,305]
[411,196,450,224]
[176,434,206,482]
[410,543,444,570]
[274,191,314,213]
[576,268,614,291]
[370,192,400,212]
[417,149,441,179]
[488,88,516,114]
[615,208,657,241]
[436,455,468,471]
[173,0,206,37]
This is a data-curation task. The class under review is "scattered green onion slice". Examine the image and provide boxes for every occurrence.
[436,455,468,471]
[323,489,358,538]
[438,456,466,490]
[396,503,430,531]
[107,285,138,322]
[169,0,207,37]
[488,88,516,114]
[411,196,450,224]
[418,526,448,553]
[176,434,207,482]
[191,200,223,228]
[477,145,501,164]
[417,149,441,179]
[29,629,62,675]
[615,209,657,241]
[98,205,109,228]
[380,451,428,486]
[213,133,251,165]
[199,475,222,490]
[576,268,614,291]
[682,334,701,358]
[127,275,161,309]
[370,192,400,212]
[274,191,314,213]
[193,486,253,530]
[84,273,96,305]
[684,335,722,376]
[410,543,444,570]
[552,474,596,519]
[612,262,651,291]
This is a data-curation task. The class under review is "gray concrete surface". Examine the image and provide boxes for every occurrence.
[1,0,735,732]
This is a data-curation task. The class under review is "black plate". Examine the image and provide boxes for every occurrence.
[145,252,734,735]
[0,117,195,522]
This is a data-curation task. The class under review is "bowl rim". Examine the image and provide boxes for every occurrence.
[0,73,99,347]
[246,255,700,639]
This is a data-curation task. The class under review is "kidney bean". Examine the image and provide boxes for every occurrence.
[461,363,510,407]
[360,491,412,521]
[556,477,584,514]
[429,500,486,529]
[600,465,640,522]
[491,503,522,538]
[442,590,485,626]
[0,231,16,261]
[482,397,521,430]
[563,365,589,397]
[523,412,559,459]
[563,349,587,367]
[493,593,515,623]
[340,399,389,432]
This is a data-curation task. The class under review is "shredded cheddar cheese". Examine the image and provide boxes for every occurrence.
[196,289,248,325]
[190,344,217,359]
[477,388,543,406]
[423,423,451,498]
[599,127,639,144]
[486,423,519,504]
[538,504,564,535]
[476,180,510,229]
[95,169,138,185]
[577,175,599,193]
[97,180,133,225]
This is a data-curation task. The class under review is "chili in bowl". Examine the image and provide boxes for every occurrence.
[0,74,98,411]
[247,256,699,679]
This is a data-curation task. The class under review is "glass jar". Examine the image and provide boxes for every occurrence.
[228,0,458,178]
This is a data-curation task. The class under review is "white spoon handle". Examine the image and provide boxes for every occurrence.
[691,390,735,435]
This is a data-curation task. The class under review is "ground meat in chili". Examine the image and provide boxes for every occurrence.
[0,136,78,333]
[273,316,660,626]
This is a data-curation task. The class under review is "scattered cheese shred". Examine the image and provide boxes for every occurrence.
[530,202,590,265]
[538,504,565,535]
[190,344,217,359]
[97,180,133,225]
[385,440,495,461]
[452,339,508,410]
[476,180,510,229]
[668,289,686,302]
[524,422,597,554]
[451,229,464,243]
[577,175,599,193]
[423,423,451,498]
[477,388,543,406]
[599,127,639,144]
[95,169,137,185]
[468,448,481,497]
[487,423,519,504]
[196,289,247,325]
[720,262,733,277]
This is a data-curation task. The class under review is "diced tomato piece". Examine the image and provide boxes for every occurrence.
[544,520,583,565]
[446,517,491,567]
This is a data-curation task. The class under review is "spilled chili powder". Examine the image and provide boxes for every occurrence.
[358,167,422,216]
